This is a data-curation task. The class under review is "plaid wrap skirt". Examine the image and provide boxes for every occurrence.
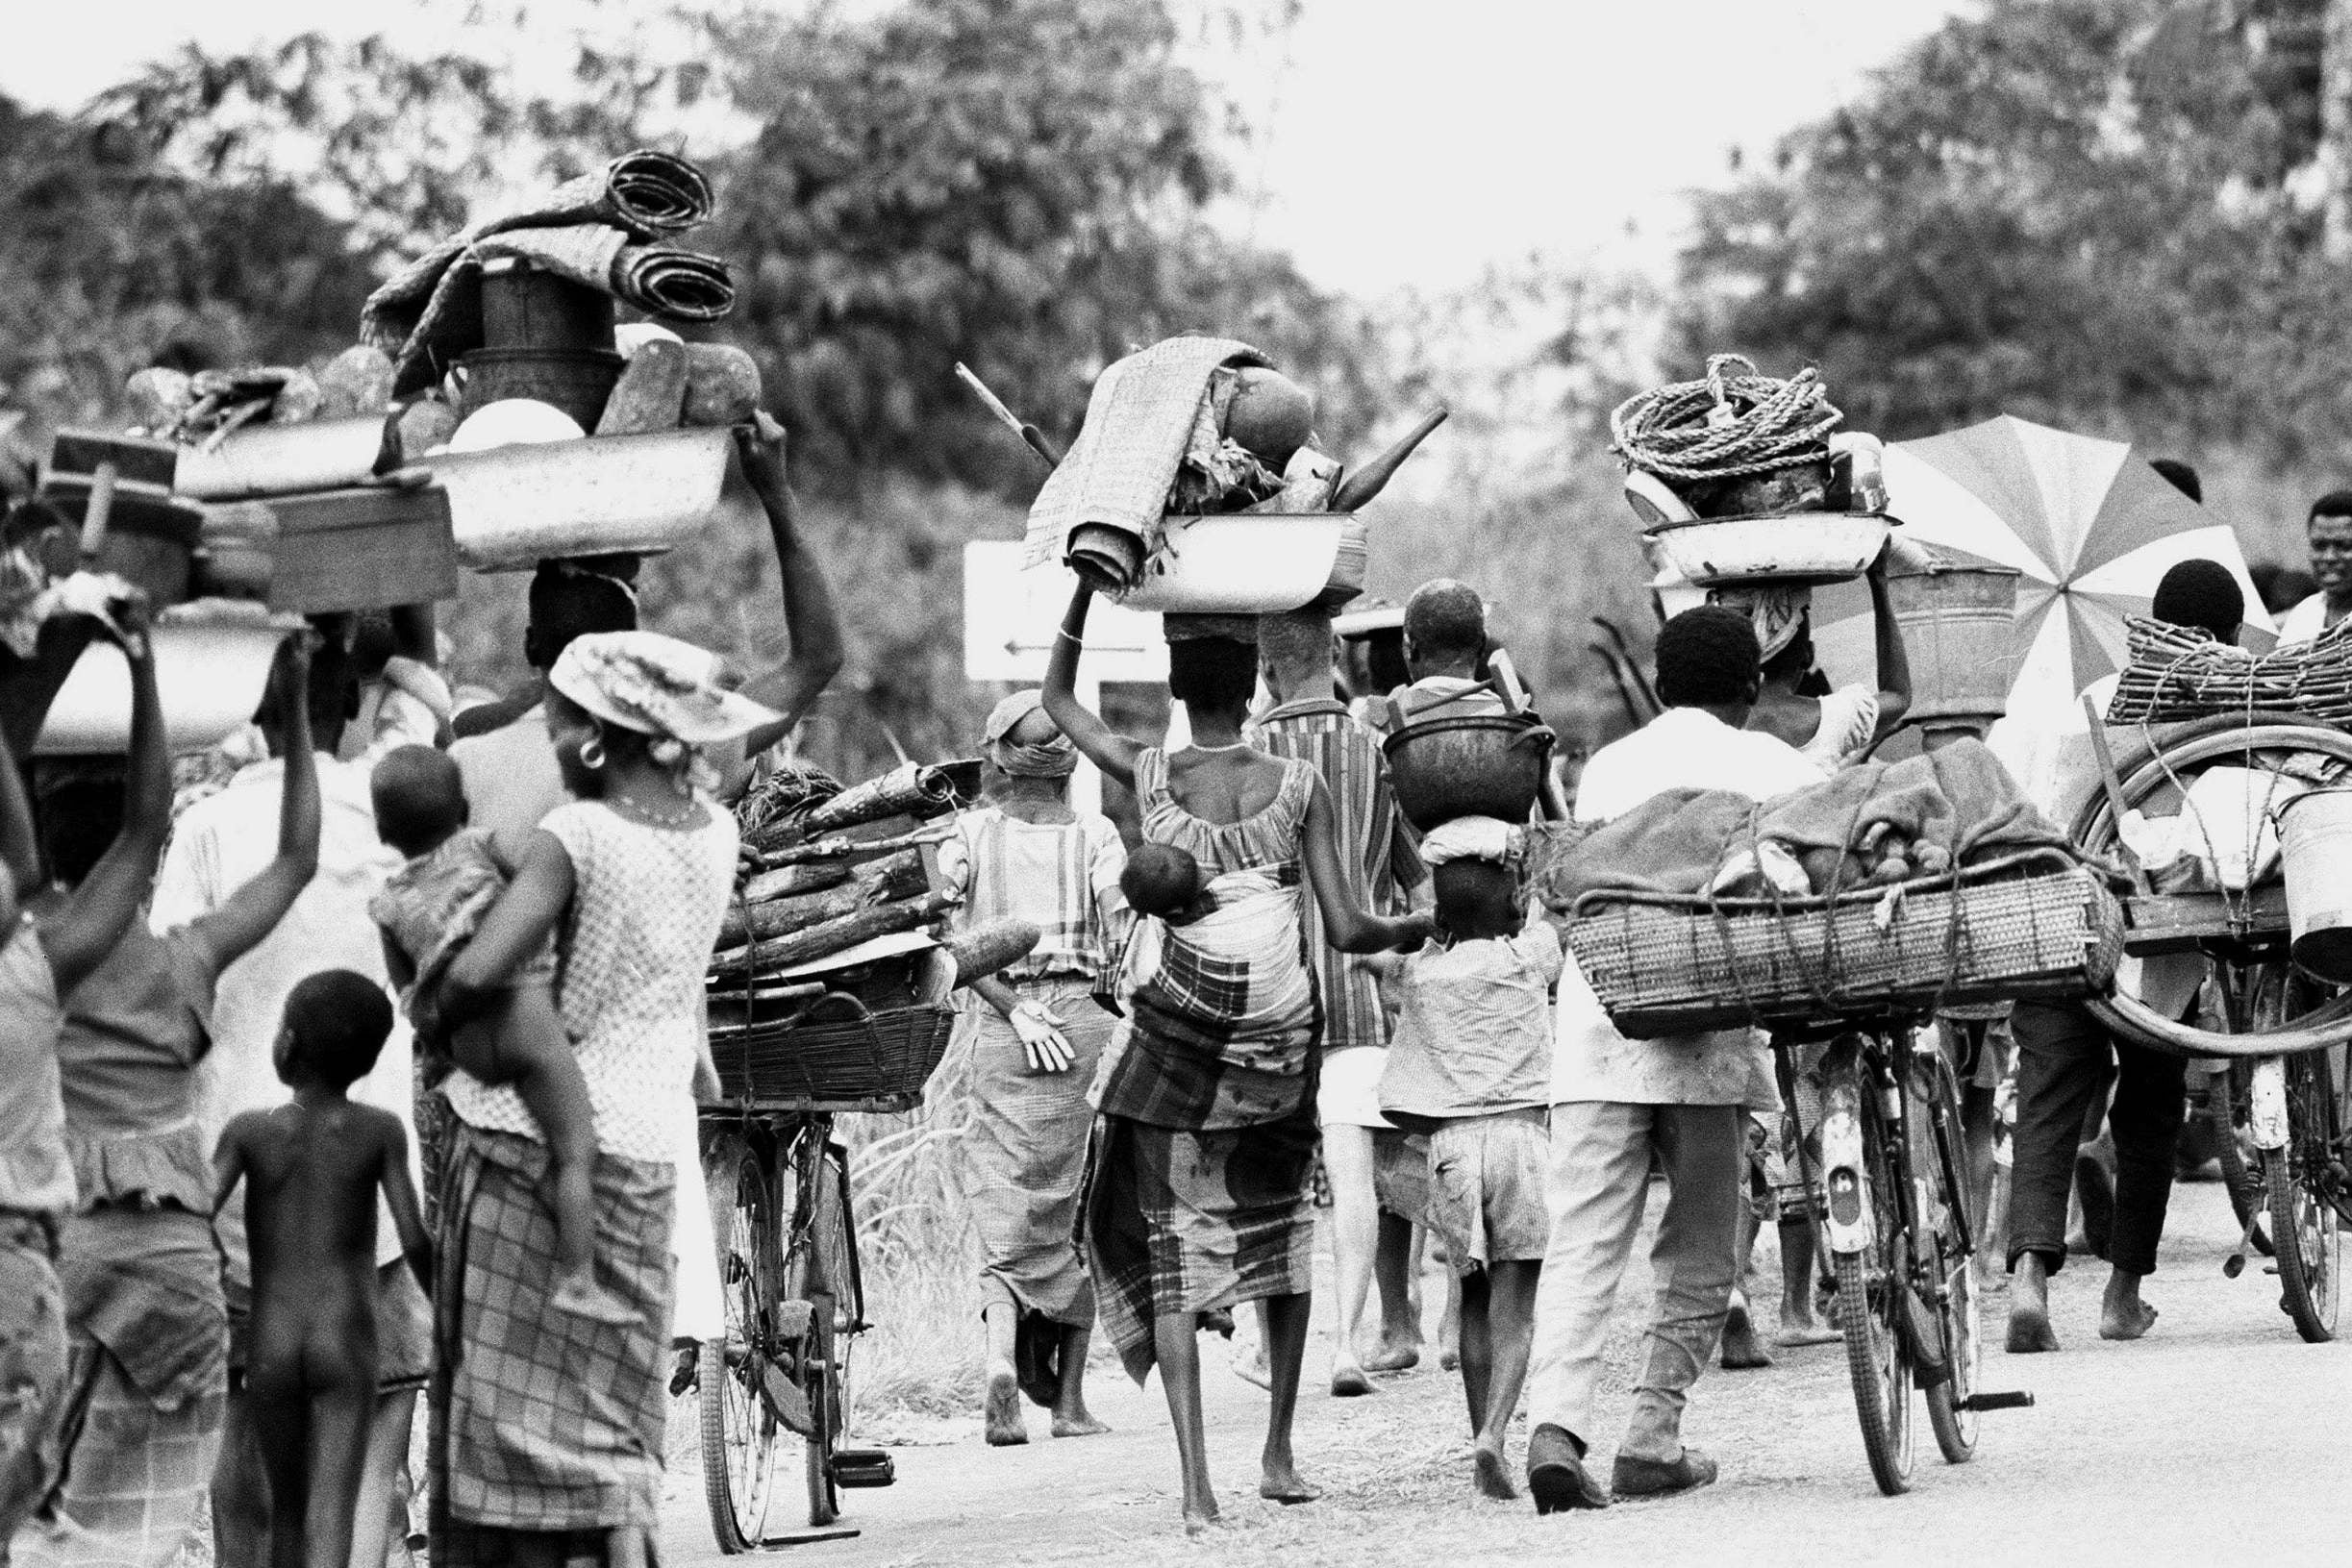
[429,1124,674,1563]
[1084,1109,1317,1385]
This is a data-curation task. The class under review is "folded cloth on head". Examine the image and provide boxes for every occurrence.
[1539,737,2068,909]
[375,224,736,395]
[1419,815,1523,868]
[1023,336,1268,574]
[363,150,711,347]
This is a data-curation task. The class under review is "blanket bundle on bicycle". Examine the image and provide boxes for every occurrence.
[1539,736,2073,911]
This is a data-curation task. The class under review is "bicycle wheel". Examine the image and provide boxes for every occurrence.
[2270,1054,2341,1344]
[1826,1063,1913,1496]
[700,1130,778,1553]
[785,1136,860,1526]
[1917,1055,1979,1466]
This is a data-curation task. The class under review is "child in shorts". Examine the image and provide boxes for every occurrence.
[212,970,431,1568]
[1378,816,1562,1501]
[368,745,618,1321]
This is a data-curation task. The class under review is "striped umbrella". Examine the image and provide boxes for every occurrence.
[1814,414,2272,723]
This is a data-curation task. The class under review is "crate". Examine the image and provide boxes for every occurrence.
[1565,849,2124,1037]
[261,485,459,612]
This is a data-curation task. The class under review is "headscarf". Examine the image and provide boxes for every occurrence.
[982,689,1077,778]
[1708,581,1810,663]
[1418,814,1524,868]
[551,630,780,751]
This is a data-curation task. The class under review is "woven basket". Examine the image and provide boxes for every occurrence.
[1565,849,2124,1038]
[709,993,956,1112]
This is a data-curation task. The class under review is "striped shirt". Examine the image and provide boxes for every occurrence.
[950,807,1132,986]
[1247,699,1413,1051]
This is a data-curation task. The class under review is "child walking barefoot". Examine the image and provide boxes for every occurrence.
[367,745,620,1322]
[1378,819,1562,1501]
[212,970,430,1568]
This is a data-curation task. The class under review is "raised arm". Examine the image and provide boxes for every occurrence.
[1864,545,1913,740]
[377,1113,434,1296]
[0,735,38,904]
[437,828,576,1027]
[184,634,321,971]
[735,412,846,756]
[42,608,170,992]
[1040,584,1142,787]
[1301,776,1433,954]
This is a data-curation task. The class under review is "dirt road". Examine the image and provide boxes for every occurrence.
[663,1176,2352,1567]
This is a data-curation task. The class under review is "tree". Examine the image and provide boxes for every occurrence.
[1670,0,2352,466]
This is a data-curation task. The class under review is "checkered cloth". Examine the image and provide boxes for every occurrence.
[428,1125,674,1562]
[12,1341,222,1568]
[1083,1109,1318,1385]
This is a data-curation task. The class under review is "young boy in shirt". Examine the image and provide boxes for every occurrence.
[1378,816,1562,1501]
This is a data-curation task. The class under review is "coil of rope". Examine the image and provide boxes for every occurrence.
[1610,353,1844,482]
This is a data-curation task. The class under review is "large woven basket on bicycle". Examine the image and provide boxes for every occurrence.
[709,989,956,1113]
[1565,847,2125,1037]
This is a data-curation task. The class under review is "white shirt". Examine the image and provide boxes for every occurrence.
[1555,707,1828,1107]
[151,751,417,1264]
[2277,592,2325,647]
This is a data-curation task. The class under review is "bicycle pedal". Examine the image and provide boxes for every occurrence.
[830,1448,896,1487]
[1959,1390,2034,1412]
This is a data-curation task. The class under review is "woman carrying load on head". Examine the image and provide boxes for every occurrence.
[1710,539,1910,770]
[1041,587,1431,1535]
[426,631,770,1568]
[946,690,1131,1449]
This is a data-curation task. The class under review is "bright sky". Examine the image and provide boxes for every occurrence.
[2,0,1969,296]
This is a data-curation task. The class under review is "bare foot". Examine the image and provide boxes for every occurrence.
[550,1270,639,1327]
[984,1368,1028,1446]
[1364,1339,1422,1374]
[1051,1410,1110,1438]
[1473,1440,1518,1500]
[2007,1256,2061,1353]
[1329,1362,1376,1398]
[1260,1461,1320,1505]
[1719,1302,1773,1369]
[2100,1273,2158,1341]
[1772,1308,1839,1349]
[1439,1348,1461,1373]
[1182,1503,1222,1537]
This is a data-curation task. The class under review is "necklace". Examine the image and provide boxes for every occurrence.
[1186,739,1251,753]
[612,790,698,828]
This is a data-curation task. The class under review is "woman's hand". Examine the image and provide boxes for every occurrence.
[734,411,791,499]
[1009,999,1076,1073]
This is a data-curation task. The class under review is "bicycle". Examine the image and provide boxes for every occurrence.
[1776,1018,2033,1496]
[2073,713,2352,1344]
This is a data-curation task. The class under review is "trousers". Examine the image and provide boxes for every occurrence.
[2006,999,2185,1278]
[1526,1102,1741,1460]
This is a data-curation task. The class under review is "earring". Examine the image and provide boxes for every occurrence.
[579,735,607,771]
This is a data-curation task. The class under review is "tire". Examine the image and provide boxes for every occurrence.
[2269,1056,2341,1344]
[1918,1057,1979,1466]
[1836,1249,1913,1496]
[788,1141,859,1527]
[700,1132,777,1553]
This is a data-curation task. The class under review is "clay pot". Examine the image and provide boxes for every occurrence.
[1224,368,1315,472]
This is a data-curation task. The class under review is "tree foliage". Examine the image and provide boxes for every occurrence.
[1673,0,2352,467]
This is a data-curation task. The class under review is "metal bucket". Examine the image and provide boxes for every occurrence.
[1382,713,1555,832]
[1889,563,2022,721]
[2278,788,2352,983]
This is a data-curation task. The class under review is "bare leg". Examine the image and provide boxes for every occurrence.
[1258,1292,1319,1504]
[1321,1126,1380,1396]
[2007,1249,2061,1353]
[1456,1269,1492,1435]
[301,1381,375,1568]
[345,1387,415,1568]
[246,1368,310,1568]
[1439,1269,1463,1372]
[1773,1217,1837,1346]
[1475,1260,1539,1500]
[213,1387,271,1568]
[981,1301,1025,1447]
[1964,1083,2002,1291]
[1719,1184,1771,1370]
[1229,1301,1270,1390]
[450,990,624,1325]
[1366,1210,1424,1371]
[1050,1323,1107,1437]
[1151,1311,1218,1532]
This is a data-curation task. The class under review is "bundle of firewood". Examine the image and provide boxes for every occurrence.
[2105,614,2352,725]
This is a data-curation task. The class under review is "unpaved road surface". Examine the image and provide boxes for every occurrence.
[663,1176,2352,1567]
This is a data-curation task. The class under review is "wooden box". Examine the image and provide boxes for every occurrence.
[261,485,460,613]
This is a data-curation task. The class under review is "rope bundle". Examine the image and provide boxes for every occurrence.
[1610,353,1844,482]
[2107,614,2352,725]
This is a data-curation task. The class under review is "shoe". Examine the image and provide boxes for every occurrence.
[1526,1424,1609,1513]
[1611,1448,1718,1501]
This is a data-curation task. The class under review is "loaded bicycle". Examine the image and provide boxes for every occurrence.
[696,966,958,1550]
[2071,712,2352,1342]
[1567,845,2101,1493]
